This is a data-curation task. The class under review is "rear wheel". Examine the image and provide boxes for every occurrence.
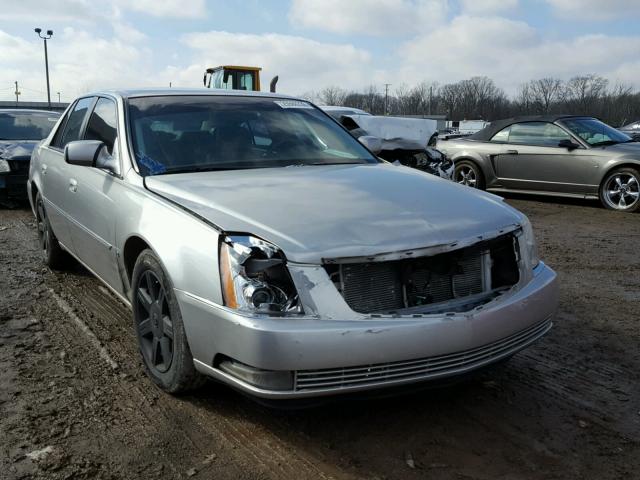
[132,249,205,393]
[454,160,485,189]
[599,168,640,212]
[35,192,71,269]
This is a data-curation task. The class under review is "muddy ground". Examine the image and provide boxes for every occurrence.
[1,196,639,480]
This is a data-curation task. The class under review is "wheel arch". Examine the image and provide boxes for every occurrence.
[600,161,640,187]
[452,155,489,187]
[122,235,154,284]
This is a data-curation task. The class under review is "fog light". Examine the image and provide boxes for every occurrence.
[219,358,293,391]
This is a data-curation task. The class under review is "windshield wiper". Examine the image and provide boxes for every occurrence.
[590,140,621,147]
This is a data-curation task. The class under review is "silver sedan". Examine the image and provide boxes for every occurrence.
[28,89,558,399]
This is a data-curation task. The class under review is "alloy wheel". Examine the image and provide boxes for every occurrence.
[135,270,174,373]
[603,173,640,210]
[456,165,477,187]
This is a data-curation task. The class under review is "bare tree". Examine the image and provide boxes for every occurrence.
[317,86,347,106]
[564,74,609,115]
[529,78,563,113]
[303,74,640,125]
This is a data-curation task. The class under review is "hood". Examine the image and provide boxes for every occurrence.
[599,141,640,156]
[0,141,39,161]
[145,163,523,264]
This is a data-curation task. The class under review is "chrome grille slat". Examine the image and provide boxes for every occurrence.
[294,319,551,391]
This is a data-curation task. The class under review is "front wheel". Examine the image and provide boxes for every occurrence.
[131,249,205,393]
[599,168,640,212]
[454,160,485,189]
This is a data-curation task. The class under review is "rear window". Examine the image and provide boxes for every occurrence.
[0,112,60,141]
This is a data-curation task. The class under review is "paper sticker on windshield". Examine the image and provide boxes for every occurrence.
[274,100,313,109]
[47,118,58,122]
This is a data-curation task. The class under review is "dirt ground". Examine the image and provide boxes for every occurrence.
[1,195,639,480]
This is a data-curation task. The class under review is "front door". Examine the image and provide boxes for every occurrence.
[64,97,122,291]
[493,121,596,194]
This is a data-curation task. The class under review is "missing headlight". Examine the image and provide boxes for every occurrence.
[219,235,303,315]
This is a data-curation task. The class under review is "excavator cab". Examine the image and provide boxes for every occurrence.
[203,66,262,91]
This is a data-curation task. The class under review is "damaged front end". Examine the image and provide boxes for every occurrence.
[0,142,36,202]
[219,234,303,315]
[384,147,454,180]
[324,231,519,315]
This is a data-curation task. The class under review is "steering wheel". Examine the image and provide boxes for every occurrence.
[265,138,299,156]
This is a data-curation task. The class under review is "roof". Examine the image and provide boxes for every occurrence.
[470,114,589,141]
[88,87,298,100]
[0,108,61,115]
[205,65,262,73]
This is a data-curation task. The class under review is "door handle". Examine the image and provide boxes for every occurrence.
[69,179,78,193]
[41,164,47,175]
[506,149,519,155]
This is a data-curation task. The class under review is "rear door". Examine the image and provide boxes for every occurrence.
[38,97,95,247]
[493,122,595,194]
[64,96,123,290]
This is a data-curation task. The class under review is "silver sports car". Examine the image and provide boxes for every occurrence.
[437,115,640,212]
[28,89,558,399]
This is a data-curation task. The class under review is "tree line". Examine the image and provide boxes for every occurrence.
[303,74,640,127]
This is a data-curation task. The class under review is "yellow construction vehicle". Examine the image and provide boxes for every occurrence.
[203,66,278,92]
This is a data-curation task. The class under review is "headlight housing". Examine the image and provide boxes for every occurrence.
[0,159,10,173]
[520,216,540,269]
[219,234,303,315]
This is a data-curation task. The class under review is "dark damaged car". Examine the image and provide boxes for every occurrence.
[0,109,60,202]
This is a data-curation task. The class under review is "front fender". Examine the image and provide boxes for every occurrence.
[115,174,223,306]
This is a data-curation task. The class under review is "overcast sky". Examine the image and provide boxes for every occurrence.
[1,0,639,103]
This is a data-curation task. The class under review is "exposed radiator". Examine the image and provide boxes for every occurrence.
[332,233,518,314]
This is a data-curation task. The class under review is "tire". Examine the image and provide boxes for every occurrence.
[131,249,205,393]
[599,167,640,213]
[454,160,485,189]
[35,192,71,269]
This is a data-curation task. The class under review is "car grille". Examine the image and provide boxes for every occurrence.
[294,318,551,392]
[331,233,518,314]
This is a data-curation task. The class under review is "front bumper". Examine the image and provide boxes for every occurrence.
[0,165,29,201]
[177,262,558,399]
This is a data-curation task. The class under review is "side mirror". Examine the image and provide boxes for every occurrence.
[358,135,383,154]
[558,139,580,150]
[65,140,119,174]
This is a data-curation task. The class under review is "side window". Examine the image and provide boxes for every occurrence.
[58,97,95,149]
[50,109,71,148]
[490,127,510,142]
[508,122,571,147]
[84,98,118,154]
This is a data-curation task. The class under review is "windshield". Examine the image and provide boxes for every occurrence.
[128,96,378,176]
[560,117,631,146]
[0,111,60,141]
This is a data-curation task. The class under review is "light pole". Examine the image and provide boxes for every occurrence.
[34,28,53,108]
[57,92,61,103]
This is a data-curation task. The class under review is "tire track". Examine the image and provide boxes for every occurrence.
[54,265,348,479]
